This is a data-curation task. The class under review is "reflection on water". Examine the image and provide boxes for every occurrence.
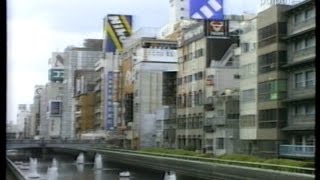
[7,149,205,180]
[94,170,102,180]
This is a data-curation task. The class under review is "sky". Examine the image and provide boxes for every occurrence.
[7,0,259,124]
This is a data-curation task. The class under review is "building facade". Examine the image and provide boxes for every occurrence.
[280,0,315,159]
[61,39,103,138]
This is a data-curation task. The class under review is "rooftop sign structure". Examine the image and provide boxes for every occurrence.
[190,0,224,20]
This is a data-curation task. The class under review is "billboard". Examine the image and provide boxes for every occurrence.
[49,69,64,82]
[204,20,229,37]
[104,14,133,53]
[190,0,224,20]
[49,100,62,116]
[49,53,64,69]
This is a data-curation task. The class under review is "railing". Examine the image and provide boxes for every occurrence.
[279,145,315,158]
[289,17,315,35]
[289,46,315,63]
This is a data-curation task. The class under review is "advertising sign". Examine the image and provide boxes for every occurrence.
[105,72,114,130]
[104,14,133,53]
[49,53,64,69]
[49,69,64,82]
[49,100,62,116]
[205,20,229,37]
[190,0,224,20]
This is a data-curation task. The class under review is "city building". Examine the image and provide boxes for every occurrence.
[280,0,315,159]
[31,85,45,137]
[238,16,260,155]
[176,20,239,151]
[61,39,103,138]
[118,28,178,149]
[74,70,97,137]
[203,46,241,155]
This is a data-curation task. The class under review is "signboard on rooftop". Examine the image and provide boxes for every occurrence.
[190,0,224,20]
[104,14,133,53]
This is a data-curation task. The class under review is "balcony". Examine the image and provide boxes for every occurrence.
[279,145,315,158]
[289,47,315,63]
[288,17,315,36]
[204,97,214,111]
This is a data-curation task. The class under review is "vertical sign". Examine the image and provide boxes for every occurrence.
[104,14,133,53]
[105,72,114,130]
[190,0,224,20]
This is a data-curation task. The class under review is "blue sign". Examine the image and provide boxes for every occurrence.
[105,72,114,130]
[190,0,224,20]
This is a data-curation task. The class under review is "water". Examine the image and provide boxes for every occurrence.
[7,149,205,180]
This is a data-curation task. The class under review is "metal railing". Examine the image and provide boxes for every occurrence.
[279,145,315,158]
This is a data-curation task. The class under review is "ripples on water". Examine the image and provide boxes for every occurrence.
[7,149,205,180]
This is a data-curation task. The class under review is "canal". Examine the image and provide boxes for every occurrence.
[7,149,206,180]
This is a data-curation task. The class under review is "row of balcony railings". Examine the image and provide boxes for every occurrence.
[288,17,315,34]
[288,46,315,63]
[279,144,315,158]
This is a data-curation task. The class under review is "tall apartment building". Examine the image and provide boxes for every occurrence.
[17,104,32,138]
[31,85,45,137]
[238,17,260,154]
[61,39,103,138]
[254,4,291,157]
[279,0,315,159]
[238,0,315,158]
[176,20,239,151]
[119,28,178,149]
[74,70,97,137]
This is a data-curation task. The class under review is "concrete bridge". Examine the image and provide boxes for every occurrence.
[6,139,106,151]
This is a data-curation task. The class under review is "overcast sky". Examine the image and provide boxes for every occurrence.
[7,0,258,124]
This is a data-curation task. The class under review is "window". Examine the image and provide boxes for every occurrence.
[305,36,315,48]
[240,115,255,127]
[188,92,192,107]
[294,104,305,116]
[234,74,240,79]
[295,40,304,51]
[180,7,184,10]
[258,52,276,74]
[258,23,276,40]
[258,109,277,128]
[295,73,304,88]
[305,103,315,115]
[194,91,199,105]
[188,75,193,82]
[198,90,203,105]
[306,135,315,146]
[241,43,249,53]
[294,13,304,23]
[242,89,255,102]
[305,8,315,19]
[258,80,286,102]
[306,71,315,87]
[240,63,256,79]
[294,136,303,145]
[216,138,224,149]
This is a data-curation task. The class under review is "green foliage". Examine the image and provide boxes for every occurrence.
[93,147,314,174]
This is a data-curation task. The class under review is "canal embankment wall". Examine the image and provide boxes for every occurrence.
[51,147,315,180]
[6,157,28,180]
